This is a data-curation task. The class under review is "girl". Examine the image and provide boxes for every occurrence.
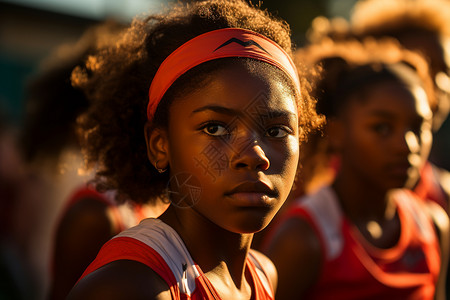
[67,0,322,299]
[264,39,449,299]
[350,0,450,220]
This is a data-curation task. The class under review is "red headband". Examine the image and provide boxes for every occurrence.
[147,28,300,121]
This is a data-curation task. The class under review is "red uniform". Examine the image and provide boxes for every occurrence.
[414,162,449,211]
[284,186,441,300]
[62,185,146,232]
[79,218,274,300]
[50,185,147,280]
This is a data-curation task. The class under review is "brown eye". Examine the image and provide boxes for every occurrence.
[266,126,289,138]
[372,123,392,136]
[202,123,229,136]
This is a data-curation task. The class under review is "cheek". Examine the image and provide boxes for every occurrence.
[342,128,375,160]
[271,137,299,179]
[167,127,203,172]
[286,137,300,169]
[169,132,230,184]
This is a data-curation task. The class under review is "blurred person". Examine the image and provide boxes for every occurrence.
[351,0,450,210]
[0,107,35,299]
[19,20,166,299]
[264,39,449,300]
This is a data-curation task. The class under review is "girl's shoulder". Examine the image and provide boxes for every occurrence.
[265,186,339,258]
[70,218,194,299]
[67,259,172,300]
[263,212,322,298]
[277,185,343,259]
[68,219,182,299]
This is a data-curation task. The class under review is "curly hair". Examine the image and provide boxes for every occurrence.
[71,0,323,204]
[297,38,436,117]
[350,0,450,76]
[293,38,435,191]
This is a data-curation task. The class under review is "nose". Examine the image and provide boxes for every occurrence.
[230,141,270,171]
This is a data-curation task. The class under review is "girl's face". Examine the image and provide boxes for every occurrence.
[401,33,450,129]
[334,80,433,192]
[165,63,299,233]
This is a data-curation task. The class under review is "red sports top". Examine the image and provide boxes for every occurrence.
[50,185,145,275]
[78,218,274,300]
[285,186,441,300]
[414,161,448,211]
[64,185,147,233]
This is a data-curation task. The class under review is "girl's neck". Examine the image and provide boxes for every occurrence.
[332,171,392,222]
[332,173,400,249]
[160,205,252,290]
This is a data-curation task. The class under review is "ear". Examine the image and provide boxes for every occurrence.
[327,117,345,152]
[144,122,169,171]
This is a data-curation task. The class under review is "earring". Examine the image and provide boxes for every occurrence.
[154,160,167,173]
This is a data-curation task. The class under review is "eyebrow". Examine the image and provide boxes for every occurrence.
[192,105,240,116]
[367,110,395,118]
[191,105,297,119]
[367,110,427,121]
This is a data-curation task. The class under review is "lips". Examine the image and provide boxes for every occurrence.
[225,181,277,207]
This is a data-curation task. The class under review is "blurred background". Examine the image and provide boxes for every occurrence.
[0,0,449,299]
[0,0,358,125]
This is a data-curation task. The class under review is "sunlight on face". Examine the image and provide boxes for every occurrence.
[165,62,300,233]
[412,86,432,119]
[442,36,450,73]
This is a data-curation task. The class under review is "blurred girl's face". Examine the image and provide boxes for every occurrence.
[401,33,450,130]
[335,79,433,192]
[165,63,299,233]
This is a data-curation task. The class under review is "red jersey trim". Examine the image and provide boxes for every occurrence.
[78,237,181,299]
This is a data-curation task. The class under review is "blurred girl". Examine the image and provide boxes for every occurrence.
[265,39,449,300]
[20,20,164,299]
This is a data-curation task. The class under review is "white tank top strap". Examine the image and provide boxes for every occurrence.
[115,218,199,296]
[390,189,436,242]
[295,186,344,260]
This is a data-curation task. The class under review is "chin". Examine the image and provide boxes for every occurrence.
[228,215,273,234]
[383,173,413,190]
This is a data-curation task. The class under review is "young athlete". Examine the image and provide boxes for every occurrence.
[264,39,449,300]
[67,0,322,299]
[351,0,450,209]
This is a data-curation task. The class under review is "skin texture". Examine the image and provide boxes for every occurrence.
[68,62,299,299]
[265,78,447,299]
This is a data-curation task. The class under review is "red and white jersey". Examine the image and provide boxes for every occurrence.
[285,186,441,300]
[414,162,448,211]
[78,218,274,300]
